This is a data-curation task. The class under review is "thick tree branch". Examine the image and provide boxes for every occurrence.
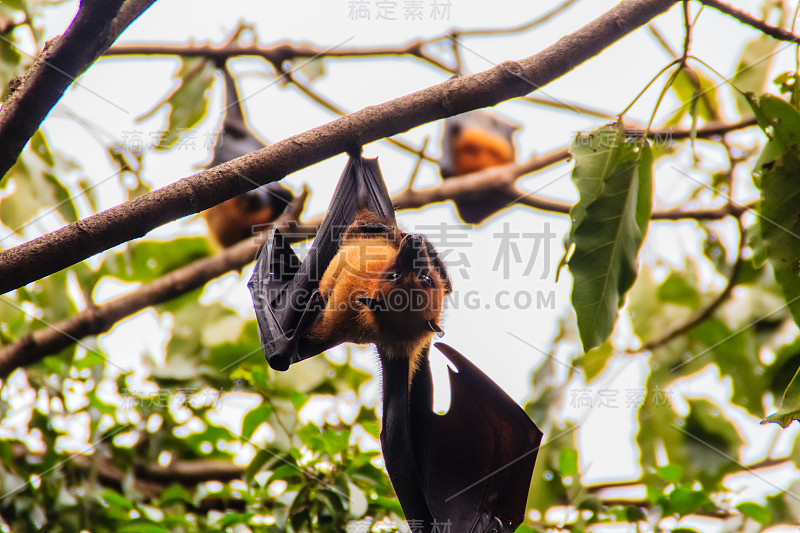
[0,0,681,295]
[697,0,800,42]
[286,71,437,163]
[0,0,156,179]
[0,124,757,375]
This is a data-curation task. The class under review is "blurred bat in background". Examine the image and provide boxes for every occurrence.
[439,110,518,225]
[203,65,294,248]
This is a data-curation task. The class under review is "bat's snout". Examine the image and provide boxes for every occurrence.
[397,234,431,278]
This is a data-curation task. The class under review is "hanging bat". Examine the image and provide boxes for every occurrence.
[439,110,518,225]
[248,154,542,532]
[203,65,294,248]
[248,155,397,371]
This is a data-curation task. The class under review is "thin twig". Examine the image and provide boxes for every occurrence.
[423,0,582,42]
[637,216,746,352]
[105,40,453,73]
[519,96,617,119]
[698,0,800,42]
[405,137,430,191]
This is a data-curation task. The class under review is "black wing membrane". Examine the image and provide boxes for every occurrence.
[409,342,543,532]
[211,66,292,203]
[248,155,396,370]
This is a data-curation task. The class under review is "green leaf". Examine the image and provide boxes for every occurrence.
[558,448,578,477]
[567,123,652,350]
[683,399,743,485]
[657,273,700,308]
[118,522,169,533]
[733,33,779,115]
[655,464,683,483]
[665,68,720,125]
[158,485,192,506]
[762,365,800,428]
[563,125,624,259]
[701,225,727,273]
[637,381,687,476]
[668,487,714,517]
[102,237,212,283]
[625,505,646,522]
[241,403,272,441]
[765,337,800,399]
[140,57,215,149]
[290,391,308,411]
[577,494,601,515]
[574,342,613,381]
[690,318,763,415]
[765,481,800,523]
[245,448,273,481]
[218,512,254,527]
[736,502,771,525]
[74,350,106,370]
[749,95,800,332]
[101,489,134,510]
[0,157,73,234]
[0,31,24,95]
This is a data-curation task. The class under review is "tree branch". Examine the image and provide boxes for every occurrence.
[637,216,746,352]
[0,123,758,375]
[105,39,453,73]
[697,0,800,42]
[286,71,437,163]
[425,0,582,42]
[0,0,681,295]
[0,0,156,179]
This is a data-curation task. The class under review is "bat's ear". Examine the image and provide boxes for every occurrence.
[411,343,542,532]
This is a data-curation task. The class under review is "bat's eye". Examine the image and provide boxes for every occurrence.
[387,272,402,282]
[361,223,391,234]
[419,274,433,287]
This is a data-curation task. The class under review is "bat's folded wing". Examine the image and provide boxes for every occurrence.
[248,228,322,370]
[248,156,396,371]
[414,342,543,532]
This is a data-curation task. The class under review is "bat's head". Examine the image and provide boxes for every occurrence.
[360,232,449,357]
[439,110,518,177]
[203,183,294,248]
[307,210,451,364]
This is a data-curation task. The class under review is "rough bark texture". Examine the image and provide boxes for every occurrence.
[0,0,680,294]
[0,0,156,179]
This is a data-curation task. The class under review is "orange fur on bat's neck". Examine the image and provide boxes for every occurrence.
[306,209,447,382]
[203,196,278,249]
[451,126,514,176]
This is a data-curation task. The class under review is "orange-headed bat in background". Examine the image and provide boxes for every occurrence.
[203,66,293,248]
[439,110,518,225]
